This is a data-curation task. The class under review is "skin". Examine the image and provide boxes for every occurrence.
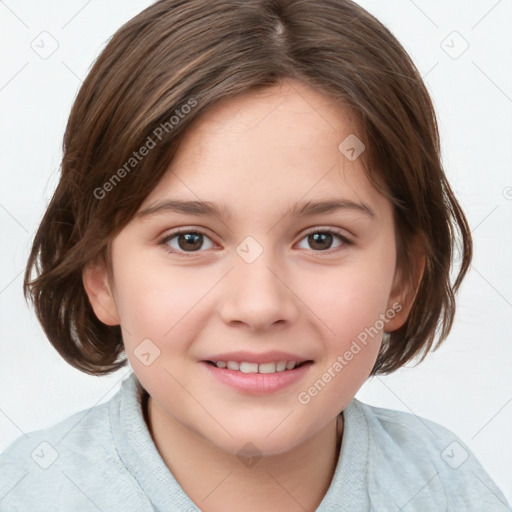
[83,79,422,512]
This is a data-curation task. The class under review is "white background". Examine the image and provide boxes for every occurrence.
[1,0,511,505]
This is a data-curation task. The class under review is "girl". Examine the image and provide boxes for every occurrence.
[1,0,510,510]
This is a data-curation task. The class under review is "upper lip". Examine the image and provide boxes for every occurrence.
[202,351,312,364]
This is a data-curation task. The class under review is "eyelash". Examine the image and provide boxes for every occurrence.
[158,227,352,257]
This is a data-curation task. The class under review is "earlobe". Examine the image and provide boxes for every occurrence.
[82,258,120,326]
[385,285,417,332]
[385,238,426,332]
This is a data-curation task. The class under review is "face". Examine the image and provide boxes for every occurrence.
[84,79,413,456]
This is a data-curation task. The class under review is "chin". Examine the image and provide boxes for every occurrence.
[214,434,300,459]
[198,417,314,459]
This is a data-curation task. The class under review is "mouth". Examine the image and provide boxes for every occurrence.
[201,354,314,394]
[204,360,312,374]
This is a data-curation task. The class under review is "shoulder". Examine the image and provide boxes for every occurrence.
[348,399,511,511]
[0,386,150,511]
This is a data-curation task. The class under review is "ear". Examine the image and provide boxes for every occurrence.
[385,236,426,332]
[82,255,120,326]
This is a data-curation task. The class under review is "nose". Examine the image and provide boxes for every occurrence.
[218,251,300,332]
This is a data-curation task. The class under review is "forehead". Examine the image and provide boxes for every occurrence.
[176,79,358,157]
[139,79,387,221]
[194,79,354,130]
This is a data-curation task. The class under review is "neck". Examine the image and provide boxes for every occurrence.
[142,391,343,512]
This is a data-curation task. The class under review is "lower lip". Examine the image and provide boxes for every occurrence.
[201,362,313,395]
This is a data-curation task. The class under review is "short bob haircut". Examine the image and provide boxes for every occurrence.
[24,0,472,376]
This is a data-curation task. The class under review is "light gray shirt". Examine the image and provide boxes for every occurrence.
[0,372,510,511]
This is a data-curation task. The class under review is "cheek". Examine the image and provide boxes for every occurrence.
[307,260,395,339]
[295,272,390,417]
[111,258,199,343]
[112,258,226,369]
[296,253,395,397]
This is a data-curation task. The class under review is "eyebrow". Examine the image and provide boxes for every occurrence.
[137,198,375,220]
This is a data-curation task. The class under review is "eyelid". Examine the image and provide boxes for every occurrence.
[296,227,353,253]
[158,226,353,257]
[299,226,352,242]
[158,227,216,257]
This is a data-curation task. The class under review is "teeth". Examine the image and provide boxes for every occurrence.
[259,362,276,374]
[215,360,301,373]
[240,362,259,373]
[276,361,287,371]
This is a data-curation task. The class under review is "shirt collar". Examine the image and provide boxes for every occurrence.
[110,371,369,510]
[110,372,198,511]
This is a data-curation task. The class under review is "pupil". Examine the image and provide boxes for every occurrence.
[309,233,332,251]
[175,232,333,252]
[178,233,202,251]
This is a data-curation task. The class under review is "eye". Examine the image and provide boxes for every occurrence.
[159,227,352,257]
[159,229,215,255]
[296,229,351,252]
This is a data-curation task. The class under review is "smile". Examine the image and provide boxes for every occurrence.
[202,358,313,394]
[208,360,308,373]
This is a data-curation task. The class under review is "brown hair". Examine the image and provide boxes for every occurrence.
[24,0,472,376]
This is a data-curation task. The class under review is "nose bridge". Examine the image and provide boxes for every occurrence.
[235,250,281,295]
[233,242,285,302]
[219,238,298,329]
